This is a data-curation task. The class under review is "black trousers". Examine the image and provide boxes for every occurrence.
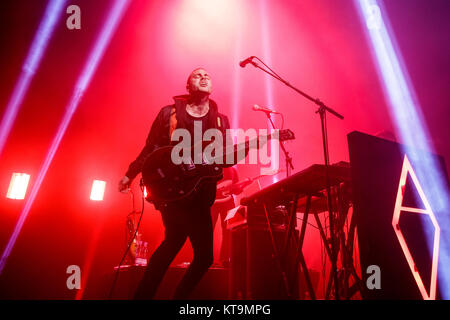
[134,201,214,299]
[211,198,235,264]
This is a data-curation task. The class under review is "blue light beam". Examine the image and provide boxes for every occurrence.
[0,0,130,274]
[0,0,67,156]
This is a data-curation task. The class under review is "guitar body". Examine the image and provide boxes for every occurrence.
[141,129,295,204]
[142,145,223,204]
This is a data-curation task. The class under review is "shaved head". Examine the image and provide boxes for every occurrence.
[186,68,212,95]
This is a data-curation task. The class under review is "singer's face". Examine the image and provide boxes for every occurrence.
[187,68,212,95]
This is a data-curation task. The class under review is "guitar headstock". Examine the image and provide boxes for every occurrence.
[279,129,295,142]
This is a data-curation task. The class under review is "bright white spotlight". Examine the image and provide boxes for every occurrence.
[6,173,30,200]
[143,186,148,199]
[90,180,106,201]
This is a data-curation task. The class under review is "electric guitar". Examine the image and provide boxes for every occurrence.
[141,129,295,204]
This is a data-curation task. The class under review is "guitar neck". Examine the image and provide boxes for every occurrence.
[236,131,278,151]
[201,128,293,165]
[212,131,277,166]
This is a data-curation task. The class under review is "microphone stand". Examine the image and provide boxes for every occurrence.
[265,112,294,178]
[247,58,344,300]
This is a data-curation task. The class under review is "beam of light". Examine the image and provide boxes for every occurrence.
[0,0,67,157]
[231,11,243,132]
[0,0,130,275]
[259,0,279,183]
[6,173,31,200]
[355,0,450,299]
[90,180,106,201]
[75,223,103,300]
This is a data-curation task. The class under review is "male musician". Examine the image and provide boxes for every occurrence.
[118,68,232,299]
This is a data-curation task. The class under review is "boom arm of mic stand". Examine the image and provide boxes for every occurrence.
[248,61,344,120]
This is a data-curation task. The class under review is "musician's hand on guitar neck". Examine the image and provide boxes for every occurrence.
[217,179,233,191]
[215,179,234,203]
[214,195,233,204]
[118,176,131,193]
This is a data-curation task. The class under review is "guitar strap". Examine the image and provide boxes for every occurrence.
[169,106,177,140]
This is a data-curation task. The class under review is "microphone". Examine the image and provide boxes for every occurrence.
[239,56,255,68]
[252,104,280,114]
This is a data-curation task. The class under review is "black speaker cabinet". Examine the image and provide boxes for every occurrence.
[348,131,450,300]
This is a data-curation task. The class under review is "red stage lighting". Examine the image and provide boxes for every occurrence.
[173,0,240,52]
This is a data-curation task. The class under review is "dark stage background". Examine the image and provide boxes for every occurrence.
[0,0,448,299]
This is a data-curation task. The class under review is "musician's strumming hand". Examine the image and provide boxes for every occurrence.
[118,175,131,193]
